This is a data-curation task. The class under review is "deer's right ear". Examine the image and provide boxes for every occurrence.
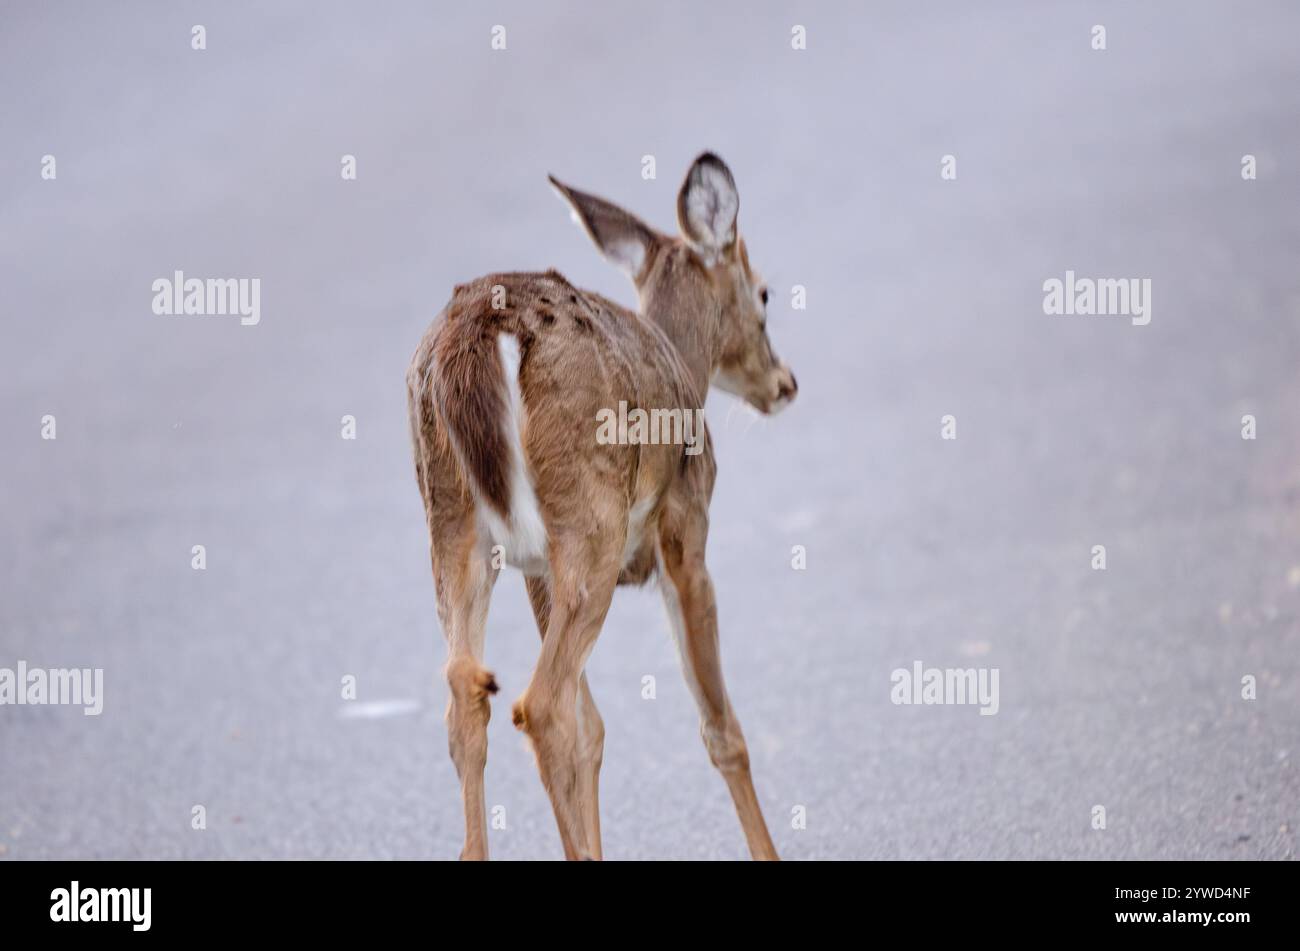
[549,175,658,283]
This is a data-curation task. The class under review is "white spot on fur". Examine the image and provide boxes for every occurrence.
[478,335,549,574]
[621,496,657,568]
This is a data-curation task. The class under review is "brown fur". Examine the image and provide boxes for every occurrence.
[407,154,797,860]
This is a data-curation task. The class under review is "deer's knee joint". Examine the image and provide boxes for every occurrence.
[510,691,552,736]
[512,690,581,755]
[446,655,499,705]
[702,722,749,774]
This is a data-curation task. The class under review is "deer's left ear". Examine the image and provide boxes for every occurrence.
[548,175,659,283]
[677,152,739,261]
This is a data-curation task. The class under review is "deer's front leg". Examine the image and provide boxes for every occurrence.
[658,523,779,861]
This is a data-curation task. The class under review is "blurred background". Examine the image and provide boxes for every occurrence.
[1,0,1297,859]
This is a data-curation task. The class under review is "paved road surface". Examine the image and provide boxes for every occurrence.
[1,1,1298,859]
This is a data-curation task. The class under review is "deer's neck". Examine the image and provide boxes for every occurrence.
[642,295,717,408]
[638,248,720,406]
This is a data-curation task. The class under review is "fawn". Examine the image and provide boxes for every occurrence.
[406,153,797,860]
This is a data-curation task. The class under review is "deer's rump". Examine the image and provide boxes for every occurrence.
[408,270,701,574]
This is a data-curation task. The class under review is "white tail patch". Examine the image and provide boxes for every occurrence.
[478,334,549,573]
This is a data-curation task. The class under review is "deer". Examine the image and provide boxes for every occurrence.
[406,153,797,860]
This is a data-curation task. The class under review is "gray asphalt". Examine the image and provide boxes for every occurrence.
[1,1,1298,860]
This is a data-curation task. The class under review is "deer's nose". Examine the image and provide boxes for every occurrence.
[777,372,798,403]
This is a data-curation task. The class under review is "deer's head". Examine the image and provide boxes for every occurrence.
[550,153,797,415]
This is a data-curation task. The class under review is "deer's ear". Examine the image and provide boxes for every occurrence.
[548,175,658,282]
[677,152,738,260]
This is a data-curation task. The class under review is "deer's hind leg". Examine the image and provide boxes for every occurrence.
[512,529,623,860]
[524,575,606,859]
[410,380,500,861]
[434,517,499,860]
